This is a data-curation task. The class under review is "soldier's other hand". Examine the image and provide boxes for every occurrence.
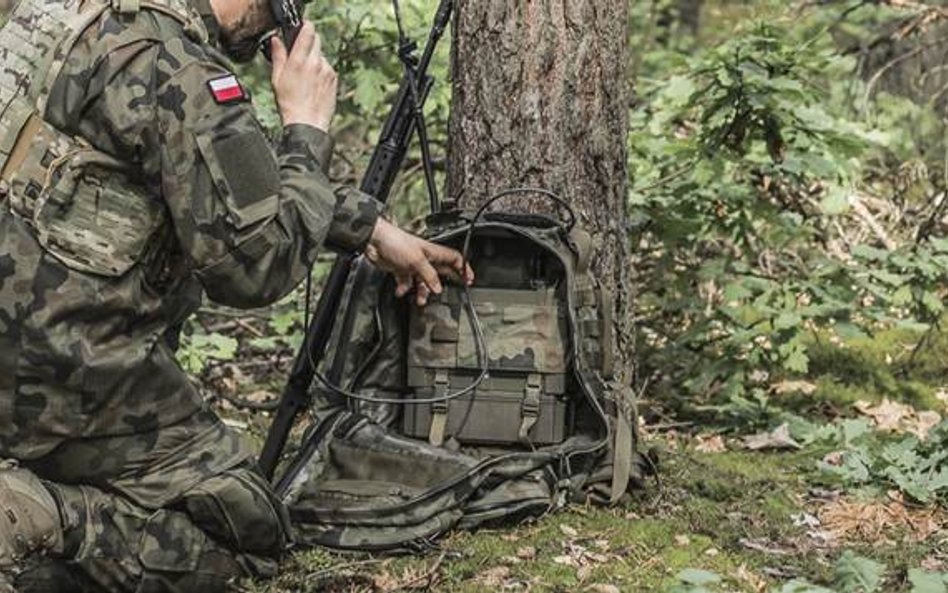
[270,21,338,132]
[365,219,475,307]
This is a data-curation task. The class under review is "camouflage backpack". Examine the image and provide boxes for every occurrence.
[277,193,655,552]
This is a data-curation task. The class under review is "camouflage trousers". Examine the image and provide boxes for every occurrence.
[6,410,290,593]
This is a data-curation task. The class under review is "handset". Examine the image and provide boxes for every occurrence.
[261,0,303,60]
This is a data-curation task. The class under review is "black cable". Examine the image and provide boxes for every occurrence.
[304,269,312,331]
[312,187,576,406]
[217,391,281,412]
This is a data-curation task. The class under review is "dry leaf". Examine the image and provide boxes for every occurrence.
[475,566,511,586]
[577,565,593,582]
[743,423,802,451]
[242,389,277,404]
[587,585,621,593]
[694,434,727,453]
[559,524,579,538]
[936,389,948,407]
[734,564,768,593]
[739,537,793,555]
[791,513,821,528]
[818,497,946,544]
[921,556,946,572]
[221,418,248,430]
[855,398,914,432]
[772,380,818,395]
[516,546,537,561]
[855,398,943,438]
[908,410,942,440]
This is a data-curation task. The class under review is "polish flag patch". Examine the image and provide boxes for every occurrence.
[207,74,249,104]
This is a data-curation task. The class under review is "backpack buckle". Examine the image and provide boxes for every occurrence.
[518,374,542,446]
[428,370,450,446]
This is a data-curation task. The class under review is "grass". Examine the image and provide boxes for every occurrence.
[230,324,947,593]
[252,447,899,593]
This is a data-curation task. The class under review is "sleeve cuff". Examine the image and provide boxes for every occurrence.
[281,123,335,175]
[325,187,383,252]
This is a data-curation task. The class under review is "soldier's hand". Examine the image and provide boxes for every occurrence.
[365,219,475,307]
[270,21,338,132]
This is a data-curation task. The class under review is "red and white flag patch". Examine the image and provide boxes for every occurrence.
[208,74,249,104]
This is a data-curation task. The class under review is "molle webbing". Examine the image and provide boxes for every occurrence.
[0,0,206,181]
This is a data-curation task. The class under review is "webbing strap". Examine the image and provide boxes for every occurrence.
[600,287,615,378]
[0,99,35,163]
[427,370,450,446]
[517,373,542,445]
[569,228,593,274]
[0,113,41,188]
[610,410,633,505]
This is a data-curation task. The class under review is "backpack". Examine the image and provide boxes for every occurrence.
[276,199,653,552]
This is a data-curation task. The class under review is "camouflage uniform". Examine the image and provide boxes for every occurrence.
[0,0,381,590]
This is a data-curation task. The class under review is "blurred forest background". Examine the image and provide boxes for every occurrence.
[126,0,948,591]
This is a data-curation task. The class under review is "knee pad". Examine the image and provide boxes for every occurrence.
[177,468,289,558]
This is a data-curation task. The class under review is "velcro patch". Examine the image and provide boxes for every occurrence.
[207,74,249,104]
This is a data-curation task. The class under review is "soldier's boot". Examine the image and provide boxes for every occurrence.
[0,463,64,584]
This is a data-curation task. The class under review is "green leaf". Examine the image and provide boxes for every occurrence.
[819,186,850,215]
[774,581,837,593]
[662,75,696,105]
[908,569,947,593]
[677,569,721,585]
[774,311,802,330]
[834,551,885,593]
[269,310,300,335]
[352,66,391,114]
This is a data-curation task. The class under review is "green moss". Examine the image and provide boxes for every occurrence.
[795,324,946,412]
[257,448,831,593]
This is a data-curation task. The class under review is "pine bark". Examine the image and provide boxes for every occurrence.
[447,0,635,380]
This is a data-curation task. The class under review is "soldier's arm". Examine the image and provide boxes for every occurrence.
[151,43,380,309]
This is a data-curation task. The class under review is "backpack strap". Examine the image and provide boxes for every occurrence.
[427,370,450,447]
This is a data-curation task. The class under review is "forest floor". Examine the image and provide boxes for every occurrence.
[191,308,948,593]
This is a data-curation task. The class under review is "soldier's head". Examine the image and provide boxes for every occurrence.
[209,0,276,62]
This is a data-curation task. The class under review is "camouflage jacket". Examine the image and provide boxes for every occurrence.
[0,0,381,458]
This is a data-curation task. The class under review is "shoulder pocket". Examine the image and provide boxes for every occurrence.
[193,116,280,230]
[20,133,166,278]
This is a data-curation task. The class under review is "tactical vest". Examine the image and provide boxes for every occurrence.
[0,0,206,276]
[279,208,651,552]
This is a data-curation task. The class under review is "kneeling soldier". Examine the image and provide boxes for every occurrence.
[0,0,471,590]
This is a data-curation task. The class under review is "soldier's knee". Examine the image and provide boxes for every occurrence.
[176,468,289,559]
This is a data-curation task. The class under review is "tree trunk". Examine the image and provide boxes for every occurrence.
[860,24,948,116]
[447,0,635,380]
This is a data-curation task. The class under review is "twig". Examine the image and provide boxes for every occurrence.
[383,552,447,592]
[849,193,898,250]
[303,558,386,583]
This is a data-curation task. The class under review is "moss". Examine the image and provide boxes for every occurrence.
[794,324,946,413]
[257,448,831,593]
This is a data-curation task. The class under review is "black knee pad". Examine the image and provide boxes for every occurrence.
[176,468,289,558]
